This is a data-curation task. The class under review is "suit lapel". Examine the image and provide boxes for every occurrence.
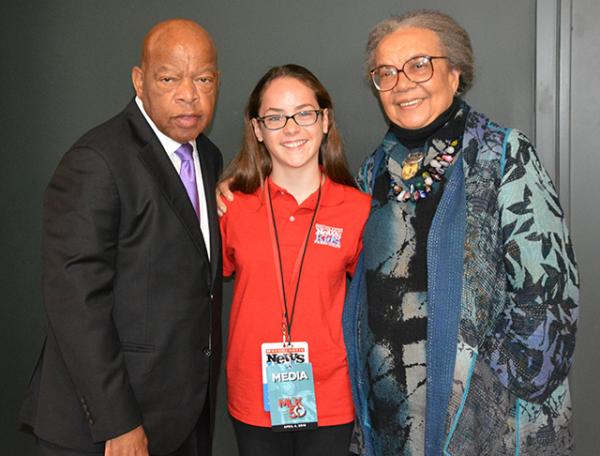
[196,136,220,285]
[127,101,211,265]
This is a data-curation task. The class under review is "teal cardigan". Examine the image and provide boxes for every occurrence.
[343,109,579,455]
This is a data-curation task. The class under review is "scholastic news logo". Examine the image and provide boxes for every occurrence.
[314,223,343,249]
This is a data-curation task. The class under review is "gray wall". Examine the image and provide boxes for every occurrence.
[5,1,595,455]
[569,0,600,452]
[534,2,600,454]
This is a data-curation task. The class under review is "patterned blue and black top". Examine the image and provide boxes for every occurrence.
[343,104,579,456]
[359,99,467,455]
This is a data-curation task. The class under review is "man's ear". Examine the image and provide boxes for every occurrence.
[131,66,144,99]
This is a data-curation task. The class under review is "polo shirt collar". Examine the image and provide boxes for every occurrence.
[264,174,345,208]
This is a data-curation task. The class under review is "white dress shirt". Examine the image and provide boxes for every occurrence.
[135,97,211,259]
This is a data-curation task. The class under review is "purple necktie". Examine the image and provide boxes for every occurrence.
[174,143,200,219]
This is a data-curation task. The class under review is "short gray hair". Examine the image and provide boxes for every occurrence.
[365,10,474,94]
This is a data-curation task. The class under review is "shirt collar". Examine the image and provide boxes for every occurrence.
[264,174,344,208]
[135,96,193,154]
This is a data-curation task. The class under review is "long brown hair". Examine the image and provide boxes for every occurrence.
[220,64,356,193]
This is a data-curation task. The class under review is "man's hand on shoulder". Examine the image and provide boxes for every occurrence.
[216,177,234,216]
[104,425,149,456]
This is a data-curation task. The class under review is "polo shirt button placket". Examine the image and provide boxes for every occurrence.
[289,215,295,222]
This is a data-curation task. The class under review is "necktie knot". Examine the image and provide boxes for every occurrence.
[175,143,194,162]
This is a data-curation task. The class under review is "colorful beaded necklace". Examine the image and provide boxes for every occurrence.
[391,138,460,202]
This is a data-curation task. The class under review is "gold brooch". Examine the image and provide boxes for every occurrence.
[401,152,424,181]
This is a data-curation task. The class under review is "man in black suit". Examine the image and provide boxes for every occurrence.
[21,19,223,456]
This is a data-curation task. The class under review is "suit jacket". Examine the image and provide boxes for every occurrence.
[20,99,223,454]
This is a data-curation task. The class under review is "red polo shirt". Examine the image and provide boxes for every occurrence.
[220,176,371,427]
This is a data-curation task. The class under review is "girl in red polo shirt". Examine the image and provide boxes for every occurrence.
[219,64,370,456]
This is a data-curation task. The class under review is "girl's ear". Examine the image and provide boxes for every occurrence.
[252,118,264,142]
[322,108,330,134]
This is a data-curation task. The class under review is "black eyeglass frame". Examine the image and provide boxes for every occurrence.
[369,55,449,92]
[255,109,324,131]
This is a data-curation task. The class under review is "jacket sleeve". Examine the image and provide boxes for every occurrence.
[356,154,376,194]
[482,130,579,403]
[42,146,142,441]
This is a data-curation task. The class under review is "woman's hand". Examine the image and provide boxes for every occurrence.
[216,178,234,216]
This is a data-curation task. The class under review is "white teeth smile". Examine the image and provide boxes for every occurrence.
[399,99,421,107]
[282,140,307,148]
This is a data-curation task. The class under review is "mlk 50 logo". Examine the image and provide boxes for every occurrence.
[278,397,306,419]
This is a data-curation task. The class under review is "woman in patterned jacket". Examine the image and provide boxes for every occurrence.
[342,9,579,456]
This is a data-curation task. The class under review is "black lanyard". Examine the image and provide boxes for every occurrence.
[266,177,322,344]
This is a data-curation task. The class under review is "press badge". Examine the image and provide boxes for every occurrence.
[261,342,317,430]
[266,359,318,431]
[261,342,309,411]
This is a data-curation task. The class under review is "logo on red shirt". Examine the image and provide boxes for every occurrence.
[314,223,343,248]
